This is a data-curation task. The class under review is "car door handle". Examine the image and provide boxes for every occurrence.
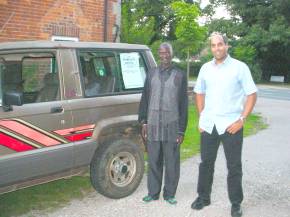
[50,106,64,113]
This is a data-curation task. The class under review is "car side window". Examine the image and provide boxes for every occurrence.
[79,51,117,97]
[118,52,147,91]
[23,57,59,103]
[79,50,147,97]
[0,53,59,104]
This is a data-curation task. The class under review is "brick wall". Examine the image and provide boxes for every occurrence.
[0,0,120,42]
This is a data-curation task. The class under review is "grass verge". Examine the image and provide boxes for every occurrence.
[0,104,267,217]
[0,176,94,217]
[181,104,267,161]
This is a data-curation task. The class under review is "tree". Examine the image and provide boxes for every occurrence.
[205,0,290,82]
[121,0,177,45]
[171,1,206,78]
[121,0,206,66]
[120,0,155,45]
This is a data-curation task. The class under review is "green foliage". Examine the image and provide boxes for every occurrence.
[250,63,263,83]
[121,0,176,45]
[171,2,207,55]
[232,45,262,82]
[207,18,242,39]
[120,1,155,44]
[121,0,206,60]
[174,61,203,78]
[0,176,93,217]
[181,103,200,160]
[206,0,290,82]
[244,113,268,136]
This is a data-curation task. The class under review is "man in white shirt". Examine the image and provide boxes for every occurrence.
[191,32,257,217]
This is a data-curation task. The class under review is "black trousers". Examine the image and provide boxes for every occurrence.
[197,126,243,205]
[147,140,180,199]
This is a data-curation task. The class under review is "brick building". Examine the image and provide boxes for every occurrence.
[0,0,121,42]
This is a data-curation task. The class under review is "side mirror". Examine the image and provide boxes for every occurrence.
[3,91,23,111]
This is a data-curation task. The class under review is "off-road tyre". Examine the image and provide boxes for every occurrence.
[90,139,144,199]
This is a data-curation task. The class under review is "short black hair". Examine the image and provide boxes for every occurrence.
[209,32,228,45]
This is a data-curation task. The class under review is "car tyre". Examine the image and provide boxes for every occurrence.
[90,139,144,199]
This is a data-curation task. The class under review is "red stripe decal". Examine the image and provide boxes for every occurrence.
[64,132,93,142]
[0,133,35,152]
[0,120,61,146]
[54,124,95,136]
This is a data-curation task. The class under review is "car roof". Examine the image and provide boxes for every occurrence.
[0,41,150,51]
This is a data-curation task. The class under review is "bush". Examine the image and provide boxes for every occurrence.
[233,45,263,83]
[250,63,263,83]
[173,61,203,78]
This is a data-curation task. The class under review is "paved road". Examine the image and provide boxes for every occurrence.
[25,97,290,217]
[258,86,290,101]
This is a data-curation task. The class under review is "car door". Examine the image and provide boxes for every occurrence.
[0,50,74,189]
[68,48,153,167]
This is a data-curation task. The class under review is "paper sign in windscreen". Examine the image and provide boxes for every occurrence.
[120,53,144,89]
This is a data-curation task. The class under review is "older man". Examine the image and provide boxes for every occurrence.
[138,42,188,205]
[191,32,257,217]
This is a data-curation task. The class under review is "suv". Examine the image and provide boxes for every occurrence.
[0,41,156,199]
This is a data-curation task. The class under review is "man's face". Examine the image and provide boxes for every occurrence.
[158,47,172,67]
[210,35,228,63]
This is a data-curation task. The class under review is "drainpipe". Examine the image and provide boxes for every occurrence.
[113,24,120,42]
[103,0,108,42]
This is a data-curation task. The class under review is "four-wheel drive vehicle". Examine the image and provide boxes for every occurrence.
[0,41,156,198]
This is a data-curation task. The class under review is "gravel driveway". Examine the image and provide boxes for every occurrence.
[26,97,290,217]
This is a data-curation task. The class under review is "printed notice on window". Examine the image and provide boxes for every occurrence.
[120,53,144,89]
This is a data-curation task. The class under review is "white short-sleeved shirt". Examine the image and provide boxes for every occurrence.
[194,55,257,135]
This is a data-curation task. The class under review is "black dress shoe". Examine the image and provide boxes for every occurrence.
[191,197,211,210]
[231,204,242,217]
